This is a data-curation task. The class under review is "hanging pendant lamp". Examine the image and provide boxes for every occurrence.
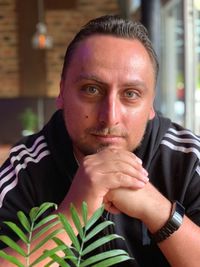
[32,0,53,49]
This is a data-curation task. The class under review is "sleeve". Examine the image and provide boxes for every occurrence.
[0,134,51,249]
[0,154,37,248]
[184,162,200,226]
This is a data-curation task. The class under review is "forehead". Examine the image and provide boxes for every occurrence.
[72,34,152,63]
[64,35,155,86]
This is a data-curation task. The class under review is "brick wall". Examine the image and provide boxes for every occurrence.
[0,0,19,97]
[0,0,119,98]
[46,0,119,96]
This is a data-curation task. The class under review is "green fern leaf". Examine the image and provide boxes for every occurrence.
[33,202,57,222]
[84,221,114,243]
[58,213,81,251]
[30,228,63,255]
[0,202,132,267]
[82,202,88,225]
[29,207,39,221]
[32,220,60,241]
[0,250,24,267]
[85,205,104,231]
[70,203,84,239]
[17,211,31,232]
[0,236,26,256]
[3,221,28,243]
[82,234,124,256]
[91,254,131,266]
[33,214,58,230]
[52,236,77,264]
[46,253,71,267]
[80,249,129,267]
[30,244,66,266]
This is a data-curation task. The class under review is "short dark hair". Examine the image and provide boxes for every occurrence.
[61,15,159,82]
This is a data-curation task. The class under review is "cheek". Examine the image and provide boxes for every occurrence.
[125,109,150,136]
[64,109,90,133]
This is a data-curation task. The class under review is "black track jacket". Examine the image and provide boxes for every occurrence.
[0,110,200,266]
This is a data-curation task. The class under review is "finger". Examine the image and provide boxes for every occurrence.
[87,148,146,175]
[97,148,142,166]
[117,173,148,189]
[101,172,148,190]
[99,162,149,185]
[99,149,148,176]
[104,201,121,214]
[117,163,148,183]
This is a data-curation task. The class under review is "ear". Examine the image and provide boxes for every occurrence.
[149,106,155,120]
[56,80,64,109]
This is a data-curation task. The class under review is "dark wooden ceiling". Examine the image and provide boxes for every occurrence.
[44,0,77,10]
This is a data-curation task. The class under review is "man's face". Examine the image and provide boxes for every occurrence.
[58,35,155,160]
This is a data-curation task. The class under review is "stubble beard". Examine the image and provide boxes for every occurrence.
[64,112,149,158]
[71,127,146,158]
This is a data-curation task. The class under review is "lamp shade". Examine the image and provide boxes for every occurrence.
[32,22,53,49]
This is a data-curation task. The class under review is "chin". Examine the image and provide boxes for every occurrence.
[95,143,134,153]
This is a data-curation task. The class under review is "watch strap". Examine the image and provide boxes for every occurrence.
[152,201,185,243]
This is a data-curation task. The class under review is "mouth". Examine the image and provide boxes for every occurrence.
[91,134,124,143]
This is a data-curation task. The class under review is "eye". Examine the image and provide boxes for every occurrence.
[124,90,139,99]
[82,85,100,95]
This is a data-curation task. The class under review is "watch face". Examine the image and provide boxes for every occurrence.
[172,209,184,227]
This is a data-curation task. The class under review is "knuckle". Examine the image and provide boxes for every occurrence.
[116,172,126,185]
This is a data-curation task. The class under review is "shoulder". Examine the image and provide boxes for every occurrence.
[161,122,200,155]
[160,121,200,174]
[0,132,51,207]
[9,132,50,167]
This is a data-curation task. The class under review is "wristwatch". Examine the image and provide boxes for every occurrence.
[152,201,185,243]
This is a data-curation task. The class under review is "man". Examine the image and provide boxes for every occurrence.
[0,15,200,266]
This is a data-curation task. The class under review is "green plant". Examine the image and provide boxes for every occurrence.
[20,108,38,134]
[0,202,132,266]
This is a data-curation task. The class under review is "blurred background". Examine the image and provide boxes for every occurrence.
[0,0,200,164]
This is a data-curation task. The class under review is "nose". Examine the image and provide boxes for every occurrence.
[98,94,120,127]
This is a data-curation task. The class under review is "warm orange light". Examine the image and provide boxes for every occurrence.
[38,34,46,48]
[32,22,53,49]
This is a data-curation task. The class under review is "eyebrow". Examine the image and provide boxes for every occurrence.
[74,74,106,85]
[74,73,148,90]
[124,81,147,90]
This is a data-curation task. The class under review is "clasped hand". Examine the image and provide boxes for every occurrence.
[65,148,153,219]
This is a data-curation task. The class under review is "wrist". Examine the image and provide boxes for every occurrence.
[139,184,172,233]
[151,201,185,243]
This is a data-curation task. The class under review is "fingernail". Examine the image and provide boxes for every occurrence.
[137,158,142,164]
[143,176,149,183]
[142,168,148,176]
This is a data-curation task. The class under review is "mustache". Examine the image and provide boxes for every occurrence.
[86,126,128,137]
